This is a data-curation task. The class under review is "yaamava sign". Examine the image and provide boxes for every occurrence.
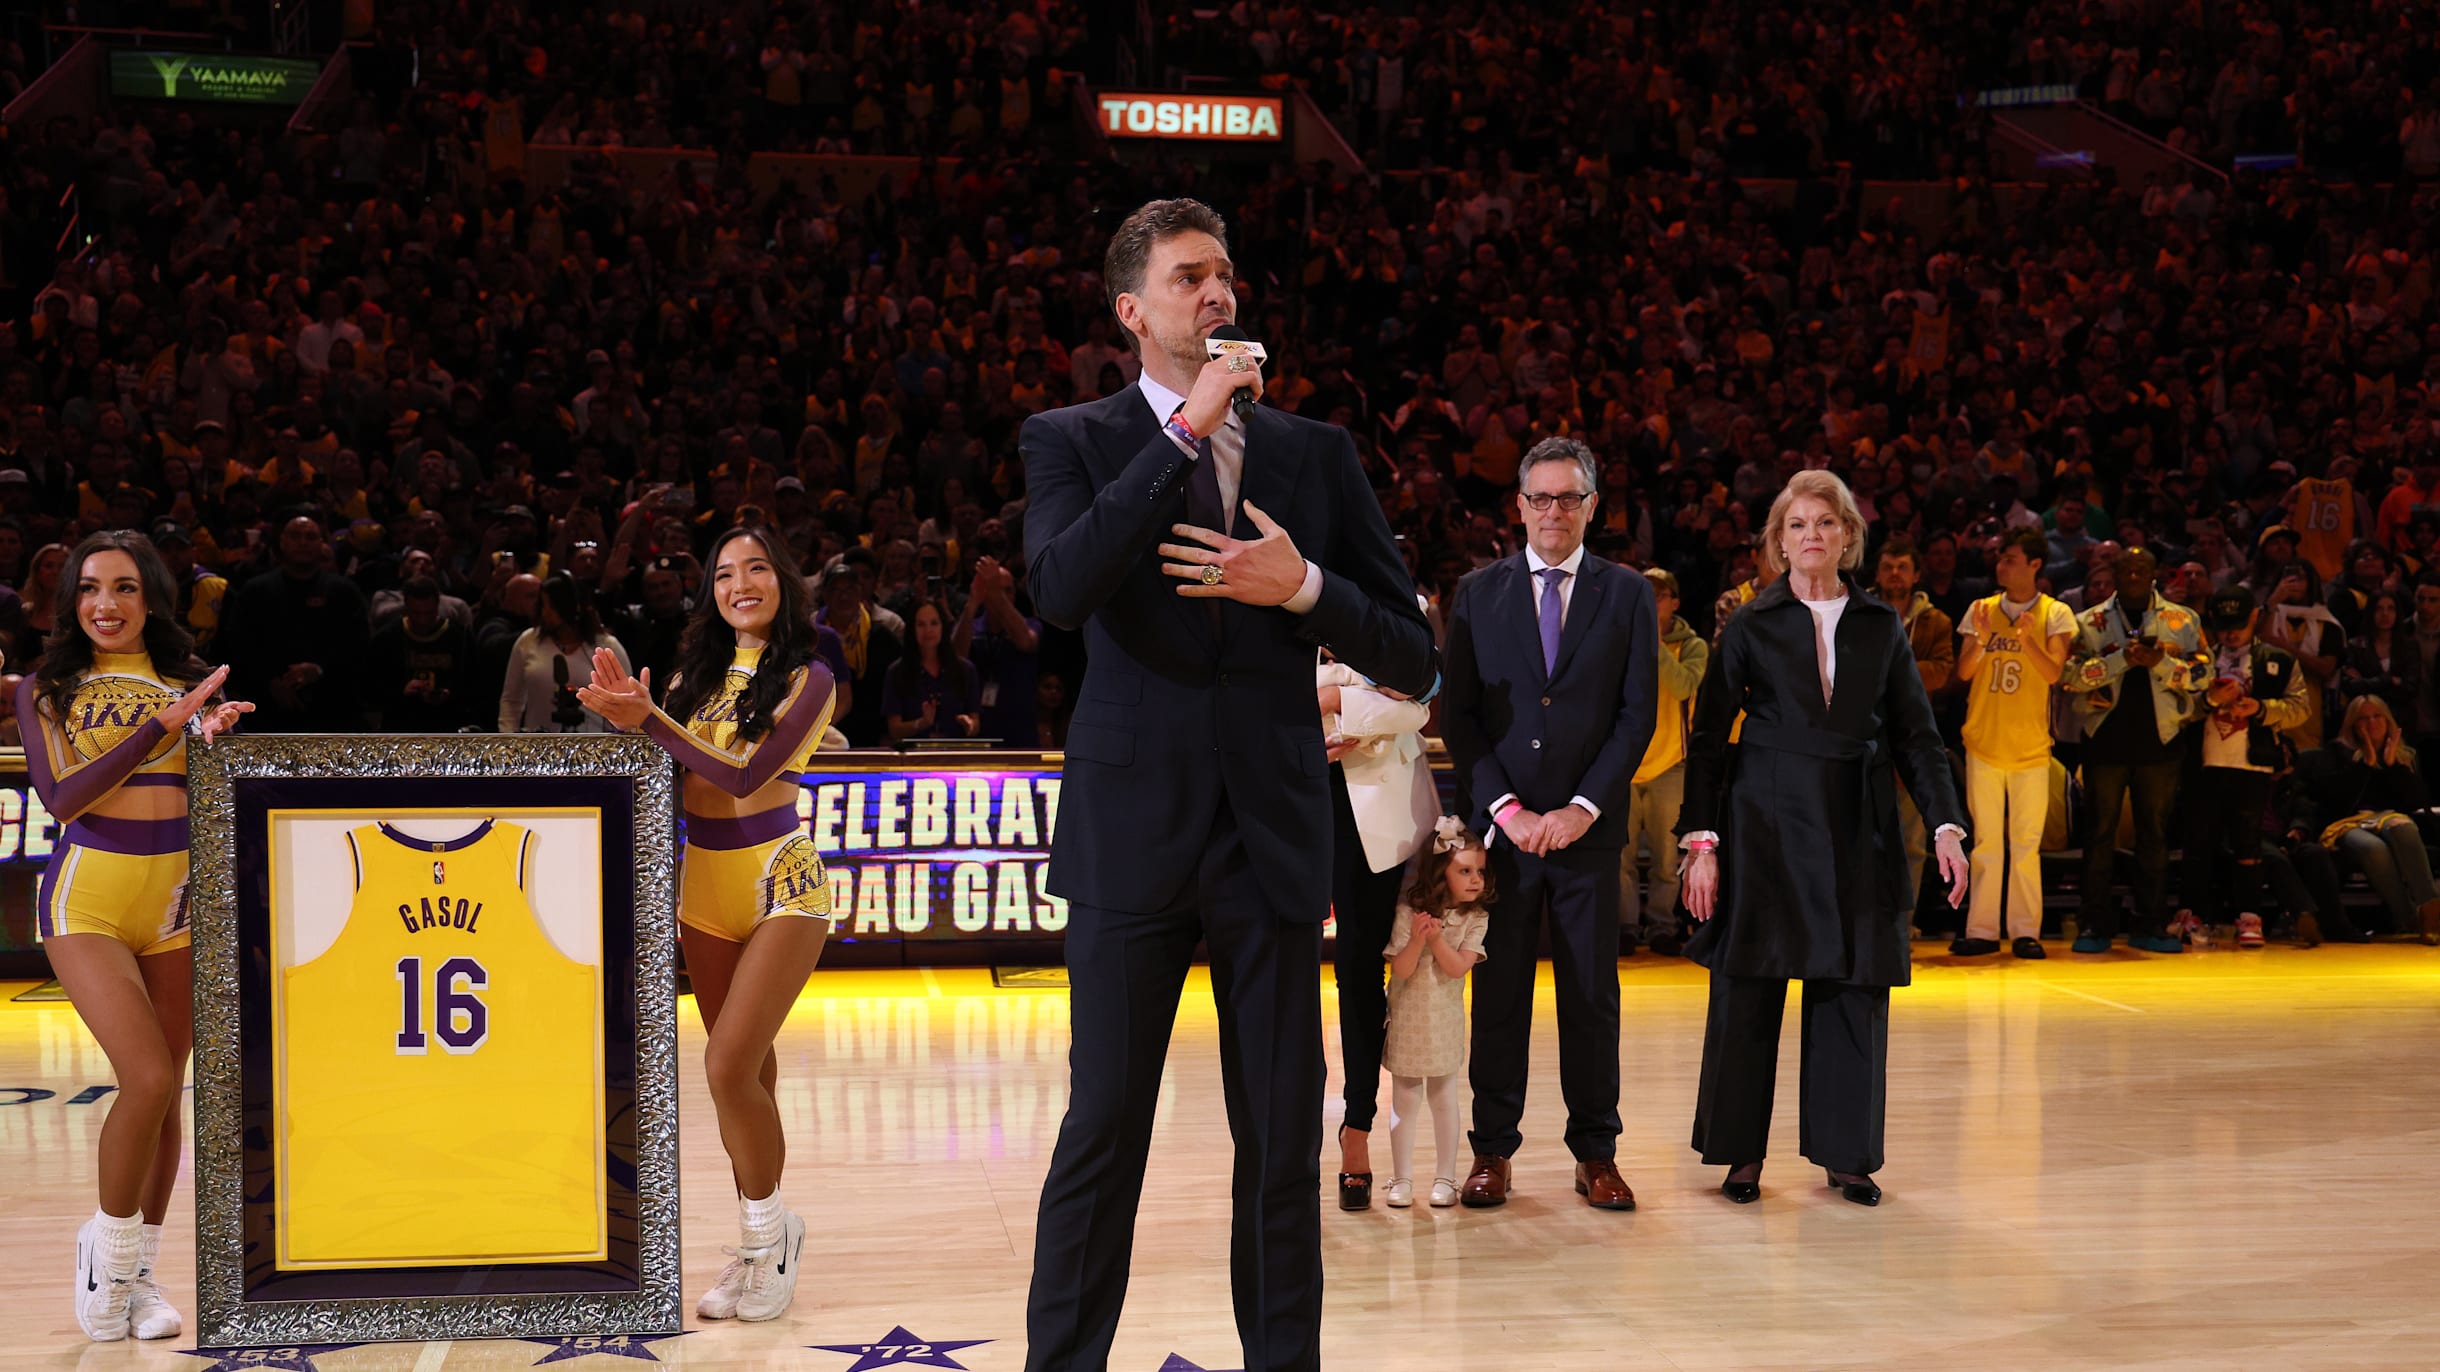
[111,51,322,106]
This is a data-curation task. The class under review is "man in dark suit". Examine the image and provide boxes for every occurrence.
[1020,199,1437,1372]
[1441,437,1659,1212]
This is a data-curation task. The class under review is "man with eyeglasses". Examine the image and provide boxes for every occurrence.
[1442,436,1660,1213]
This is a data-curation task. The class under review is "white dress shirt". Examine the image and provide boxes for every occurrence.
[1490,541,1601,829]
[1137,376,1324,614]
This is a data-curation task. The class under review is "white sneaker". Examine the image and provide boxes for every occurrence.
[1381,1178,1413,1208]
[733,1211,803,1322]
[1429,1178,1461,1208]
[129,1226,180,1340]
[74,1220,134,1342]
[695,1250,747,1320]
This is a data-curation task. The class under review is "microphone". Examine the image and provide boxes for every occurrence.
[1206,324,1267,424]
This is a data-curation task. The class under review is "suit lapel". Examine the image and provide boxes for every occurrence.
[1087,388,1215,646]
[1505,557,1548,685]
[1550,557,1608,683]
[1231,404,1300,542]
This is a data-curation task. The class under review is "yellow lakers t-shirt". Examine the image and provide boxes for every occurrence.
[1961,593,2077,772]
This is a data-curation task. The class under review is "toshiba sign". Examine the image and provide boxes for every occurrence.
[1096,93,1285,142]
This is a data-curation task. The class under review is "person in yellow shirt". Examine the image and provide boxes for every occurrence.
[1622,569,1707,955]
[1954,528,2076,958]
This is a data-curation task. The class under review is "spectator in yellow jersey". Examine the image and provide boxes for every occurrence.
[1952,529,2076,958]
[1623,568,1707,956]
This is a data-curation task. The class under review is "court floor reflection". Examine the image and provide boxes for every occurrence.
[7,946,2440,1369]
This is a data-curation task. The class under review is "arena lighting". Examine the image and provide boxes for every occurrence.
[1095,92,1285,142]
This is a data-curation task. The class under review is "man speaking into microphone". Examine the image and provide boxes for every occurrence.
[1021,199,1436,1371]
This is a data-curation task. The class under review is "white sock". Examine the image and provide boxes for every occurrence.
[139,1224,163,1279]
[93,1210,141,1277]
[740,1191,783,1250]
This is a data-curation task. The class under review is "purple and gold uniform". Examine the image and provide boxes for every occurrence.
[17,653,194,955]
[644,647,837,943]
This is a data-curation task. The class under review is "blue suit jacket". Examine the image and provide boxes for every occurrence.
[1022,386,1438,923]
[1440,551,1660,863]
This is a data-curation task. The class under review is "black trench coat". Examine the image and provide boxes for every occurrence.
[1675,575,1966,988]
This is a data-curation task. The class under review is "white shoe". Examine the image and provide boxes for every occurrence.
[695,1250,747,1320]
[74,1220,134,1342]
[1381,1178,1413,1208]
[1429,1178,1461,1208]
[2236,913,2265,948]
[129,1226,180,1339]
[733,1211,804,1322]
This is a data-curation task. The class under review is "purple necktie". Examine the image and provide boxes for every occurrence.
[1538,566,1568,675]
[1187,434,1223,531]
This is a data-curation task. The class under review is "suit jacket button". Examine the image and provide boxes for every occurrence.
[1541,696,1551,706]
[1218,673,1231,687]
[1531,739,1542,749]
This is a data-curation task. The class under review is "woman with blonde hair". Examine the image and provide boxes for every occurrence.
[1679,469,1968,1206]
[2296,694,2440,945]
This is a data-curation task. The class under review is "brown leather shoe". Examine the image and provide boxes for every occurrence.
[1574,1159,1637,1211]
[1459,1155,1511,1208]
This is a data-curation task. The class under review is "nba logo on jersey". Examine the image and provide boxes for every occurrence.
[275,817,605,1268]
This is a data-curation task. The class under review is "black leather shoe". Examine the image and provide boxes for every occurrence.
[1720,1164,1761,1204]
[2012,937,2046,960]
[1649,934,1686,957]
[1949,937,2001,956]
[1824,1169,1881,1206]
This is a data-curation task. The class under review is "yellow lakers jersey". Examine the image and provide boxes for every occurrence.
[2294,477,2355,581]
[687,646,829,769]
[1962,593,2073,771]
[277,819,603,1268]
[62,652,188,777]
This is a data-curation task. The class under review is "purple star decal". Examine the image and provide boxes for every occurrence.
[1157,1358,1243,1372]
[809,1326,994,1370]
[523,1333,692,1364]
[178,1345,365,1372]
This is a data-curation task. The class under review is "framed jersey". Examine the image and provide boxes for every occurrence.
[186,735,680,1347]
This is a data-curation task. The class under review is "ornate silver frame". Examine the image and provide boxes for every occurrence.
[187,734,680,1346]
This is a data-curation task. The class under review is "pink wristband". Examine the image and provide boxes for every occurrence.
[1495,801,1522,825]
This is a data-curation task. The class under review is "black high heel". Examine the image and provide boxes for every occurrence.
[1720,1163,1762,1204]
[1824,1168,1881,1206]
[1336,1126,1373,1211]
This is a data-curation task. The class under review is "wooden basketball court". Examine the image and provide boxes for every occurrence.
[5,946,2437,1370]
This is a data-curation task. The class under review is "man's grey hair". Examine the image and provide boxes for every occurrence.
[1519,436,1598,492]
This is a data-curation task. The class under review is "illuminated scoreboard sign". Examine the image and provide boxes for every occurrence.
[1,775,61,955]
[796,766,1066,939]
[1095,93,1284,143]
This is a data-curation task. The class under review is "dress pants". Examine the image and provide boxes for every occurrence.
[1692,970,1891,1176]
[1329,766,1405,1134]
[1965,754,2048,942]
[1026,795,1324,1372]
[2079,757,2181,940]
[1467,840,1623,1163]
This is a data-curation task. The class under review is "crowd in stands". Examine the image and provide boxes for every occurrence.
[3,0,2439,941]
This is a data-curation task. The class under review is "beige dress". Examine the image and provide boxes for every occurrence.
[1381,905,1489,1078]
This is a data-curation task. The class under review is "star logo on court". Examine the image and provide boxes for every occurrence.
[524,1333,692,1363]
[809,1326,993,1370]
[177,1345,366,1372]
[1158,1357,1244,1372]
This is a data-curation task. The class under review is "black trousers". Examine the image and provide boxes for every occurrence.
[2181,766,2274,924]
[1692,971,1891,1176]
[2079,757,2182,939]
[1328,767,1404,1134]
[1467,841,1622,1163]
[1026,796,1323,1372]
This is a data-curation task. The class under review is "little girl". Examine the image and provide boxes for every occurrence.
[1380,816,1491,1208]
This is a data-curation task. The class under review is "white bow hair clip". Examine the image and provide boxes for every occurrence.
[1431,815,1469,853]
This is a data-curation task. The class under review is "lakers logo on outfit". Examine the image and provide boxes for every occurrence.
[276,819,603,1268]
[63,672,181,765]
[762,833,832,918]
